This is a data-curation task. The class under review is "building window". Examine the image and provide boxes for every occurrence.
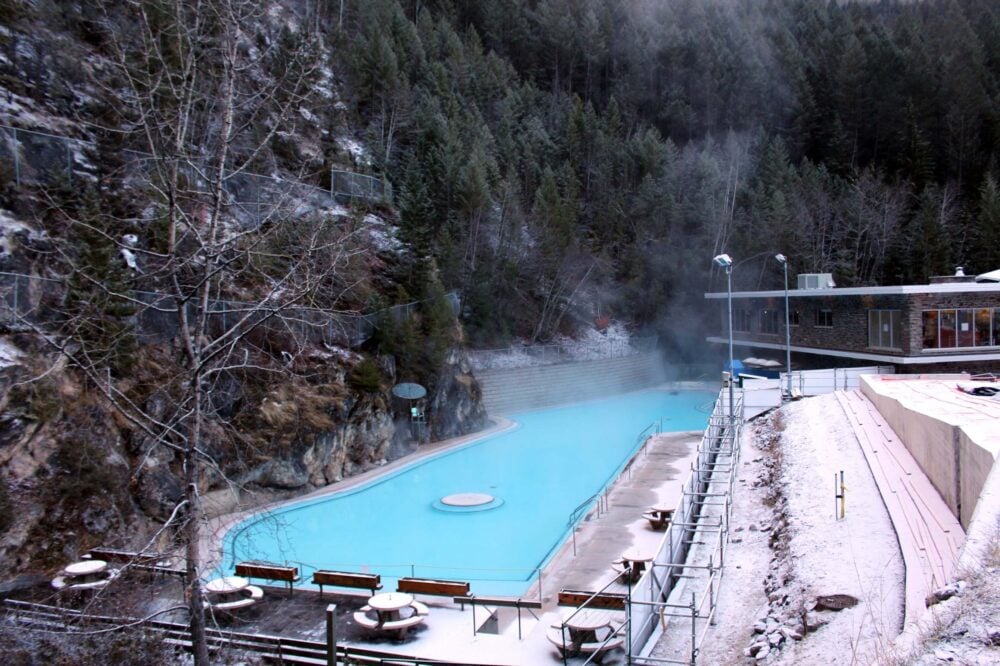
[815,309,833,328]
[922,307,998,349]
[790,310,800,327]
[922,311,939,348]
[868,310,902,350]
[760,309,780,334]
[975,309,993,347]
[733,308,752,332]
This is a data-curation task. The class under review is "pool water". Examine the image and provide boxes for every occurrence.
[222,389,714,596]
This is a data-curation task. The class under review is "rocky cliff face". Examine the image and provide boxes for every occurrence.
[428,347,487,441]
[0,334,487,574]
[0,0,491,577]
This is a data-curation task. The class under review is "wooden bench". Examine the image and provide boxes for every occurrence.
[579,635,625,663]
[557,589,628,611]
[234,562,300,596]
[353,604,427,640]
[352,606,380,629]
[458,595,543,640]
[311,570,381,597]
[381,614,425,639]
[397,577,471,600]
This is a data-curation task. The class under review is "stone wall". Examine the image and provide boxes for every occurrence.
[475,350,667,416]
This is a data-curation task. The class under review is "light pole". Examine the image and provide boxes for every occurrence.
[775,254,791,399]
[713,253,734,427]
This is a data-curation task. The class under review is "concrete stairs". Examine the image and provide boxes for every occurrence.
[475,351,666,416]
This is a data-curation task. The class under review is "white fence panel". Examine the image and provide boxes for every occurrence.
[740,377,783,418]
[783,365,895,396]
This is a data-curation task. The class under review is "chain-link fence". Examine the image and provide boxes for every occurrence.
[0,125,94,188]
[330,170,392,204]
[0,125,393,224]
[0,271,65,329]
[1,271,459,352]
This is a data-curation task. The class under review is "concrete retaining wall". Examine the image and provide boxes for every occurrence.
[860,375,999,530]
[475,350,667,416]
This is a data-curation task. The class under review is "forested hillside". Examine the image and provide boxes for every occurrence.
[0,1,995,661]
[342,0,1000,354]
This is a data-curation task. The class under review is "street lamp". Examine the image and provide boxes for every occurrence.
[775,254,791,399]
[713,253,734,428]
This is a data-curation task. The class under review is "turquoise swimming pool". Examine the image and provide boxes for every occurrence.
[222,389,714,596]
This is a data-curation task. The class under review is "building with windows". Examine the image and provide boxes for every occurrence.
[704,273,1000,373]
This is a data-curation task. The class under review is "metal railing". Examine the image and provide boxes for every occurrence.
[628,388,743,664]
[782,365,894,396]
[3,599,457,665]
[558,386,745,665]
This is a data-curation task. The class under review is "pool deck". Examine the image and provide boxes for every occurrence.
[194,425,705,665]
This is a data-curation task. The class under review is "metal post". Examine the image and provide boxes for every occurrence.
[725,265,734,432]
[783,260,791,398]
[326,603,337,666]
[690,591,698,665]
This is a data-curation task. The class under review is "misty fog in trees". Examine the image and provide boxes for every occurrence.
[339,0,999,356]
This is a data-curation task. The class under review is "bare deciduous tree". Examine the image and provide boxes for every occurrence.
[28,2,363,663]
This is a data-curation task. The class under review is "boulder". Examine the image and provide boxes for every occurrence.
[257,459,309,489]
[135,465,184,522]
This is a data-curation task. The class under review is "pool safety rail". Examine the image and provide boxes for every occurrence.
[564,386,745,665]
[567,418,666,557]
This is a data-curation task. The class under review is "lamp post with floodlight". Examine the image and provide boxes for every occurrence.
[713,253,734,428]
[775,254,791,399]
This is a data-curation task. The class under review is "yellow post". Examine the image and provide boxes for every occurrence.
[839,471,847,519]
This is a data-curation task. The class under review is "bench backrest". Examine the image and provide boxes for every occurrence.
[312,570,381,589]
[557,589,627,611]
[235,562,298,581]
[397,577,470,597]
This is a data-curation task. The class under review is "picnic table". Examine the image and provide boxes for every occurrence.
[203,576,263,612]
[616,548,654,583]
[353,592,428,639]
[52,560,115,594]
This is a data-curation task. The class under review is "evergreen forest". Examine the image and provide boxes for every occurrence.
[342,0,1000,356]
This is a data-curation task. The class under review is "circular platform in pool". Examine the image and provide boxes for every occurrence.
[433,493,504,513]
[441,492,494,507]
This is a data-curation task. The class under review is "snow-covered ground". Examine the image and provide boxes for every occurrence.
[677,394,903,664]
[690,389,1000,665]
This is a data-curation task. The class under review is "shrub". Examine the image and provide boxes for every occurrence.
[348,357,383,393]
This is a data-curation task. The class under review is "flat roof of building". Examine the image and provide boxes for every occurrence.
[705,282,1000,300]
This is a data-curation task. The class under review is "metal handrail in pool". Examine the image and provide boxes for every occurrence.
[566,419,663,556]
